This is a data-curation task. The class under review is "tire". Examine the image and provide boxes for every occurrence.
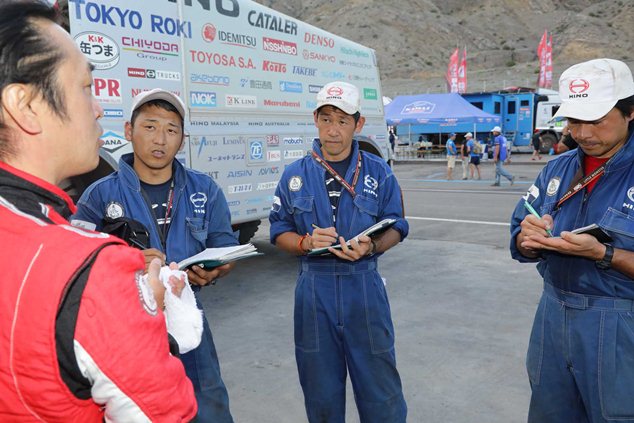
[237,220,261,244]
[539,133,557,154]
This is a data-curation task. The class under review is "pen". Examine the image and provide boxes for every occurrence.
[524,200,554,237]
[311,223,320,230]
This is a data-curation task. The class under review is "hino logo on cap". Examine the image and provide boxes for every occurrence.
[568,79,590,98]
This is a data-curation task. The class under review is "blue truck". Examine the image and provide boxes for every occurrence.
[462,87,563,153]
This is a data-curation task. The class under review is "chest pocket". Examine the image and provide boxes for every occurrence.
[185,217,208,243]
[353,194,380,232]
[291,196,316,233]
[600,207,634,248]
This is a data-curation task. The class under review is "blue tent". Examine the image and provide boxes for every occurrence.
[385,93,501,141]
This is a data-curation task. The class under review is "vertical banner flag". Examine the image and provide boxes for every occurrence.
[446,48,459,93]
[458,48,467,93]
[537,30,548,88]
[545,34,553,88]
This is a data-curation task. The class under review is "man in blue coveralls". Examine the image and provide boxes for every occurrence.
[269,81,408,423]
[510,58,634,423]
[73,89,237,423]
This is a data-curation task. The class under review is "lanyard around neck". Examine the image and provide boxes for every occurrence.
[161,178,175,244]
[555,161,608,210]
[312,151,362,198]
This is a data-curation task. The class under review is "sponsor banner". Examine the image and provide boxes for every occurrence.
[127,68,180,80]
[304,32,335,48]
[202,23,257,49]
[339,60,372,69]
[189,50,256,69]
[308,84,323,94]
[266,135,280,146]
[226,94,257,108]
[75,32,120,70]
[263,99,301,108]
[262,60,286,73]
[363,88,378,100]
[340,46,370,58]
[284,149,304,160]
[279,81,302,93]
[241,79,273,89]
[258,166,280,176]
[93,78,122,104]
[100,130,129,153]
[190,91,217,108]
[257,181,278,191]
[262,37,297,55]
[302,49,336,63]
[190,73,230,86]
[103,108,124,118]
[283,137,303,145]
[267,150,281,162]
[248,139,265,161]
[247,11,298,35]
[121,36,179,57]
[228,184,253,194]
[71,4,192,38]
[292,66,317,76]
[131,88,180,98]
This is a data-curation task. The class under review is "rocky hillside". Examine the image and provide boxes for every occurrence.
[255,0,634,97]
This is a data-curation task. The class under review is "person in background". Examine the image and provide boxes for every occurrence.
[511,58,634,423]
[460,134,470,179]
[556,124,578,153]
[465,132,482,180]
[0,1,196,420]
[490,126,515,186]
[531,131,543,160]
[446,132,458,180]
[73,89,237,423]
[269,81,409,423]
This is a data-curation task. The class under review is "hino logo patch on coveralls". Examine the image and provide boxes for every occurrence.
[289,176,303,191]
[105,201,125,219]
[546,177,561,196]
[190,192,207,214]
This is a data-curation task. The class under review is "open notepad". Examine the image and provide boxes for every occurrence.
[178,244,263,270]
[307,218,397,256]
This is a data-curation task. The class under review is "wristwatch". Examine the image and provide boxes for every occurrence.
[596,244,614,270]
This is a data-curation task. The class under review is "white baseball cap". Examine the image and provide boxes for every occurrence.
[491,126,502,133]
[465,132,473,138]
[315,81,360,115]
[130,88,186,121]
[553,58,634,121]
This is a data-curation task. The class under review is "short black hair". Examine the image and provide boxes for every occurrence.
[130,99,185,131]
[615,95,634,119]
[316,106,361,124]
[0,0,63,159]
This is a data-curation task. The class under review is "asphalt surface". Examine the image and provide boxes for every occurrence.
[198,153,555,423]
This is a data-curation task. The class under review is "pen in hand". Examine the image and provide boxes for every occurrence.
[524,201,554,237]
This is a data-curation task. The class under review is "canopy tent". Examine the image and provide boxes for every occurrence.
[385,93,501,142]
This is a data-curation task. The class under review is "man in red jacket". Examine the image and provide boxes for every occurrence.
[0,1,196,421]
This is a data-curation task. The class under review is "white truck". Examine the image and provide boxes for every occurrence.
[66,0,390,242]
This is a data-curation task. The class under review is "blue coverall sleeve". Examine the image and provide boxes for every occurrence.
[269,179,297,245]
[509,168,549,263]
[205,185,239,248]
[73,183,106,230]
[378,167,409,240]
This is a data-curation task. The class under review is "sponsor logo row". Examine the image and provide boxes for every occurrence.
[75,30,374,76]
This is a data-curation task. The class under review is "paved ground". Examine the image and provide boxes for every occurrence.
[199,153,555,422]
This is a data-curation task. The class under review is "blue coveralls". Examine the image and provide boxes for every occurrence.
[73,153,237,423]
[510,128,634,423]
[270,139,409,423]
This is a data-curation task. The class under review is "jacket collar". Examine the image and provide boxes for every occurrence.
[119,153,186,190]
[0,161,76,216]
